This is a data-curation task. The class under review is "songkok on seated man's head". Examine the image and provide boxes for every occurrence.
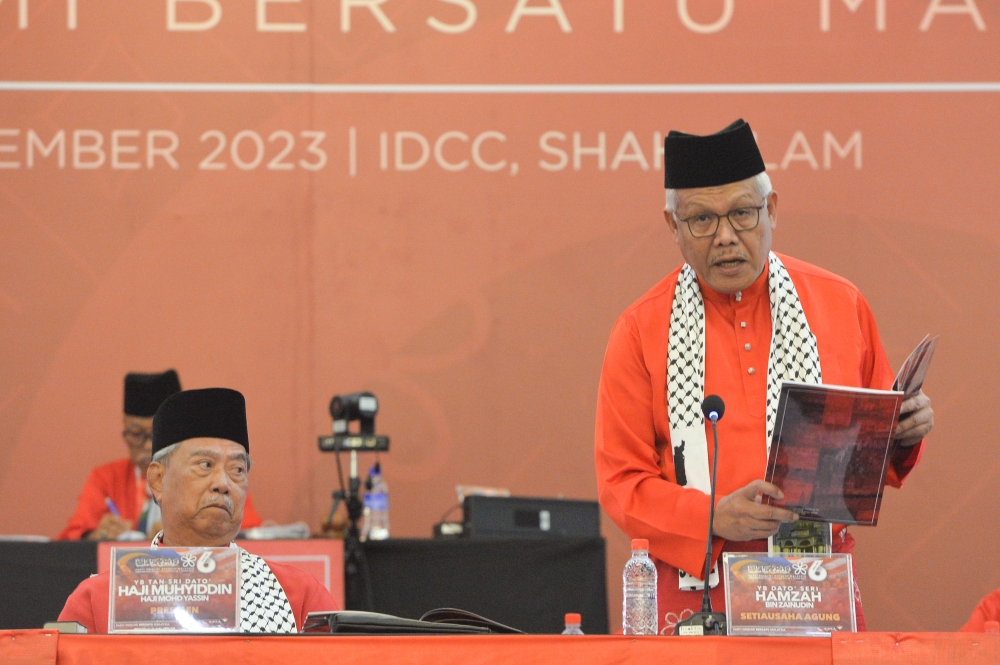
[124,370,181,417]
[663,118,766,189]
[152,387,250,455]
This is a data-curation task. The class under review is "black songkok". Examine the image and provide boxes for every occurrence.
[124,370,182,417]
[152,388,250,455]
[664,119,766,189]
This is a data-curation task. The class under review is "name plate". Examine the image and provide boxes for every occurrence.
[108,547,240,633]
[723,553,856,637]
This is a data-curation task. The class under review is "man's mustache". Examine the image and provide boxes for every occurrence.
[201,495,235,514]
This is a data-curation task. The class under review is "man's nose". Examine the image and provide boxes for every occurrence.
[713,216,740,245]
[209,466,232,494]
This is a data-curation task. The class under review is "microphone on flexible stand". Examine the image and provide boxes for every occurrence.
[676,394,728,636]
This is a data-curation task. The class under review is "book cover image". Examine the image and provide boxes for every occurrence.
[724,553,856,637]
[770,520,832,555]
[108,547,240,633]
[764,382,903,525]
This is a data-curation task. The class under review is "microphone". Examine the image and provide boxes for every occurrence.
[702,394,725,423]
[676,394,728,636]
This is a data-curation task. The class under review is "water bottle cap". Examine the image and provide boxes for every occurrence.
[630,538,649,551]
[564,613,581,624]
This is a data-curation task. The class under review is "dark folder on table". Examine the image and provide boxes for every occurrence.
[302,608,523,635]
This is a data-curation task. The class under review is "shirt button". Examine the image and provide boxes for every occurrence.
[735,291,742,302]
[744,343,751,351]
[748,367,756,375]
[740,322,747,328]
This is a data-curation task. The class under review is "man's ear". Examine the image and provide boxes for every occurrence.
[766,189,778,230]
[664,209,681,243]
[147,461,165,504]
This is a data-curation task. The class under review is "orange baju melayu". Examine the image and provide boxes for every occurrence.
[595,252,923,631]
[961,589,1000,632]
[57,457,264,540]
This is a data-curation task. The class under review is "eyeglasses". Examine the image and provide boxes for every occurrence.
[122,429,152,447]
[675,204,766,238]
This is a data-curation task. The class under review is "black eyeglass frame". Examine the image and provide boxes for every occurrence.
[674,203,768,238]
[122,428,153,447]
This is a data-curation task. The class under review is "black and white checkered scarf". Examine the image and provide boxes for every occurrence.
[151,532,298,633]
[666,253,822,587]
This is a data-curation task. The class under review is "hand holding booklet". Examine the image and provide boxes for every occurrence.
[763,336,936,525]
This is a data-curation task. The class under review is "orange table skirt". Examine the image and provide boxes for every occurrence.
[2,630,998,665]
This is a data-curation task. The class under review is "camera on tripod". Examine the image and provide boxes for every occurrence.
[318,392,390,452]
[318,391,392,611]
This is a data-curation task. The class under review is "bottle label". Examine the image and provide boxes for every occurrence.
[366,493,389,511]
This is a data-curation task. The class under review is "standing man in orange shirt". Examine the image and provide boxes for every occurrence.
[594,119,935,632]
[58,370,263,540]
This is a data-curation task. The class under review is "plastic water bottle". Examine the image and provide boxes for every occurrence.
[622,538,658,635]
[361,462,390,541]
[561,613,584,635]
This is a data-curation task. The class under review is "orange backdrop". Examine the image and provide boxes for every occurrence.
[1,0,998,633]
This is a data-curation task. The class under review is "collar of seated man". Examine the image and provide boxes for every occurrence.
[150,531,237,548]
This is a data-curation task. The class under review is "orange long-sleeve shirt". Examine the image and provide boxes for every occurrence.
[595,253,922,631]
[961,589,1000,632]
[58,457,264,540]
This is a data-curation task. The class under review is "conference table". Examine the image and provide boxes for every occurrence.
[4,538,995,663]
[1,629,997,665]
[0,536,608,635]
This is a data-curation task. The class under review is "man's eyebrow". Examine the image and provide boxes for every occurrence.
[682,194,758,213]
[188,449,221,460]
[227,451,249,464]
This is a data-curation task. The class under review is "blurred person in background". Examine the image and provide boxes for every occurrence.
[961,589,1000,633]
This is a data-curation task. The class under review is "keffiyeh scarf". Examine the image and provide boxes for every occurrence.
[666,253,822,588]
[151,531,297,632]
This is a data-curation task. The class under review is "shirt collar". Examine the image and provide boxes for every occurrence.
[150,531,236,549]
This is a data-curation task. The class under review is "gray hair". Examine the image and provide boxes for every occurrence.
[148,443,178,506]
[151,443,180,466]
[665,171,773,214]
[150,443,252,472]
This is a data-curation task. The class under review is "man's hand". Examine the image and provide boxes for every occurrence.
[895,389,933,448]
[86,514,132,541]
[712,480,799,542]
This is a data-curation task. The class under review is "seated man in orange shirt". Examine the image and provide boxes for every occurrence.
[58,370,263,540]
[60,388,337,632]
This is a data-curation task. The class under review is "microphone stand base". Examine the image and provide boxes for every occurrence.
[675,612,728,636]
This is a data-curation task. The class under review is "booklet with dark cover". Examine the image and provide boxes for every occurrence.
[763,336,937,525]
[763,382,904,525]
[893,334,938,399]
[301,608,523,635]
